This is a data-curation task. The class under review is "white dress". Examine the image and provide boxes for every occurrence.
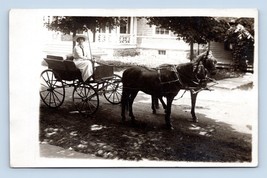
[73,45,93,82]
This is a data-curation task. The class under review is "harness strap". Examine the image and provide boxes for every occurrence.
[157,65,184,86]
[157,64,209,91]
[172,65,185,87]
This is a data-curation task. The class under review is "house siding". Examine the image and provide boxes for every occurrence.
[136,18,190,53]
[137,18,154,36]
[210,42,233,64]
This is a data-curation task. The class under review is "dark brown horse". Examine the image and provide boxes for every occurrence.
[121,51,217,129]
[151,58,216,121]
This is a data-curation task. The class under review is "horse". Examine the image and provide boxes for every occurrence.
[121,50,217,129]
[151,60,214,118]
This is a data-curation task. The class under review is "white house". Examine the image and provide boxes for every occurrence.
[43,16,233,65]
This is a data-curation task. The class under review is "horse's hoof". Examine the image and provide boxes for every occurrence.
[131,119,138,127]
[192,118,199,123]
[152,110,156,114]
[191,115,199,123]
[166,125,174,130]
[130,116,136,122]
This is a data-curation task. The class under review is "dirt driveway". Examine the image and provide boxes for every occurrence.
[39,85,253,163]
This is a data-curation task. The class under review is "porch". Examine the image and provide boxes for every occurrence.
[93,33,137,48]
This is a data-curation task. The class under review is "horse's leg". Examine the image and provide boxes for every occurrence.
[190,90,199,123]
[154,97,160,109]
[159,97,166,110]
[121,89,129,122]
[151,96,158,114]
[128,91,138,122]
[152,96,166,114]
[165,95,175,130]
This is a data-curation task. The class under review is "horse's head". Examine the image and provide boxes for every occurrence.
[194,50,217,76]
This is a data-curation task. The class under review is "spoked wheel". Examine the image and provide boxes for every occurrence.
[103,74,122,104]
[72,83,99,116]
[40,69,65,108]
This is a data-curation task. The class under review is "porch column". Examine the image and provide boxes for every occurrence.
[130,16,134,44]
[116,26,120,44]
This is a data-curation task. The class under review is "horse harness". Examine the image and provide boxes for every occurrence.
[156,64,208,88]
[156,65,182,85]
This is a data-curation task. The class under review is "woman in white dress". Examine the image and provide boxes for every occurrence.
[73,34,94,82]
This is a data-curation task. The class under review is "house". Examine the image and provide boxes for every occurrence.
[210,41,233,65]
[43,16,233,66]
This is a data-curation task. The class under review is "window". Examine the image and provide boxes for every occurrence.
[120,17,130,34]
[158,50,166,55]
[155,27,169,35]
[224,41,233,51]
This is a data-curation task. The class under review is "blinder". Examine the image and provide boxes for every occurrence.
[195,51,217,76]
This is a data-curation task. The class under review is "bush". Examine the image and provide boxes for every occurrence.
[113,48,140,57]
[225,18,254,71]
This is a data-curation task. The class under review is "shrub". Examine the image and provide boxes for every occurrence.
[113,48,140,57]
[225,18,254,71]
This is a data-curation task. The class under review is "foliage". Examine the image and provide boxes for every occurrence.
[147,17,229,44]
[225,18,254,71]
[113,48,140,57]
[45,16,121,47]
[147,17,255,70]
[146,17,229,60]
[45,16,120,34]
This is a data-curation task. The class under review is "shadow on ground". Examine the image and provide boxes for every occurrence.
[39,95,252,163]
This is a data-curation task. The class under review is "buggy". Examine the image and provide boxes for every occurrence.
[40,55,122,116]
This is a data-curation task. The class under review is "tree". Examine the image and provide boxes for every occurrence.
[45,16,121,48]
[146,17,229,60]
[225,18,254,71]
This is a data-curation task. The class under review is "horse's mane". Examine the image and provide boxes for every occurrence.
[138,65,158,72]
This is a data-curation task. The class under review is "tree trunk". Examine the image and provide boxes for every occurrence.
[72,31,77,52]
[207,41,210,51]
[190,41,194,61]
[92,29,96,42]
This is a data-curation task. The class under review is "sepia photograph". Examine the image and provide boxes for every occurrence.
[9,9,258,167]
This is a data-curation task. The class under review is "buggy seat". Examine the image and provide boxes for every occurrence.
[43,55,114,82]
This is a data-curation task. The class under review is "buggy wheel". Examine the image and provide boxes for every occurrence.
[103,74,122,104]
[72,83,99,116]
[40,69,65,108]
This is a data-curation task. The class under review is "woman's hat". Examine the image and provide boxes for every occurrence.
[73,34,88,42]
